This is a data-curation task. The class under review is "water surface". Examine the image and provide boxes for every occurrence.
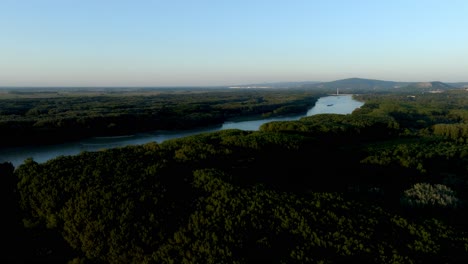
[0,94,363,167]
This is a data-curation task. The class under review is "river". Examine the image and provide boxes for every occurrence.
[0,94,363,167]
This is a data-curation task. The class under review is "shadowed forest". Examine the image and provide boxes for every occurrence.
[1,87,468,263]
[0,88,320,147]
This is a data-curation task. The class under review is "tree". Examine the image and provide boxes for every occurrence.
[400,183,460,209]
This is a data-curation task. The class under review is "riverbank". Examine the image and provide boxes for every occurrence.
[0,89,321,148]
[0,94,363,167]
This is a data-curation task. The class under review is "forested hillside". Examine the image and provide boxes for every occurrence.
[1,89,468,263]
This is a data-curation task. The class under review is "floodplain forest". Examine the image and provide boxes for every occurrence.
[1,88,468,263]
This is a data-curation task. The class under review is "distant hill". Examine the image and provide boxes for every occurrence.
[305,78,461,93]
[448,82,468,88]
[231,78,464,93]
[403,81,455,91]
[304,78,409,93]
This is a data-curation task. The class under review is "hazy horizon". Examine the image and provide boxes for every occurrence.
[1,0,468,87]
[1,76,468,89]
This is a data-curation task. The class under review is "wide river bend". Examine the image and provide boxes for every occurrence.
[0,94,363,167]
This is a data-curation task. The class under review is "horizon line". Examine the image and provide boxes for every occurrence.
[1,77,467,89]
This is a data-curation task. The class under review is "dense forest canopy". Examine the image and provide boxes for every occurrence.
[1,88,468,263]
[0,88,323,147]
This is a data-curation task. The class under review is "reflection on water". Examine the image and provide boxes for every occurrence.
[0,95,363,167]
[222,94,364,131]
[306,94,364,116]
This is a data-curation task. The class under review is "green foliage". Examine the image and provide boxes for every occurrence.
[260,113,399,142]
[433,123,468,142]
[0,89,320,147]
[13,125,468,263]
[6,89,468,263]
[401,183,460,209]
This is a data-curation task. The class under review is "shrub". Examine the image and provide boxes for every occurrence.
[400,183,460,209]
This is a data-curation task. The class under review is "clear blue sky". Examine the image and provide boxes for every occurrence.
[1,0,467,86]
